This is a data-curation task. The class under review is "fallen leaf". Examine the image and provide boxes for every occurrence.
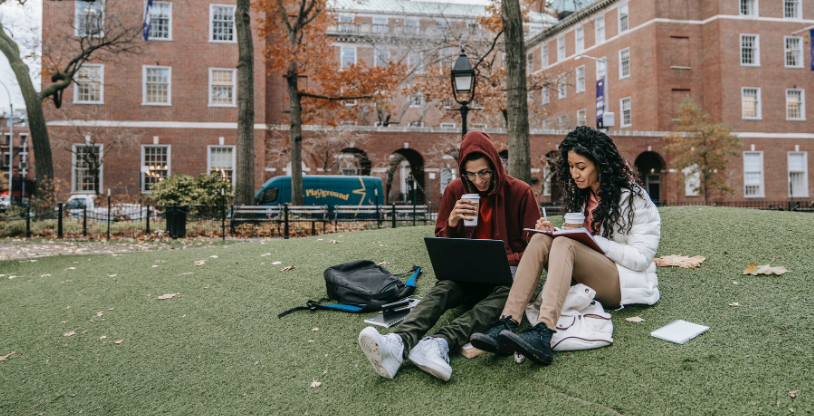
[625,316,645,323]
[0,350,16,361]
[81,330,88,335]
[113,340,124,344]
[329,240,340,244]
[281,265,295,272]
[376,262,388,266]
[789,390,798,398]
[210,255,218,258]
[195,260,206,266]
[59,320,68,325]
[261,253,272,257]
[63,330,76,337]
[41,274,51,278]
[317,238,323,241]
[157,293,179,300]
[96,312,104,317]
[654,255,706,268]
[322,367,329,376]
[100,336,107,340]
[728,302,741,307]
[176,272,193,277]
[107,274,117,278]
[8,275,17,279]
[743,262,789,276]
[312,327,319,332]
[272,261,282,265]
[65,267,76,270]
[151,265,159,268]
[310,381,321,388]
[60,280,72,284]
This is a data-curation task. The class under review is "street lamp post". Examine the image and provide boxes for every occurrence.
[575,54,613,130]
[0,80,13,205]
[450,47,477,138]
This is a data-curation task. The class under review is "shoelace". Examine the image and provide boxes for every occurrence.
[489,315,516,332]
[432,339,450,364]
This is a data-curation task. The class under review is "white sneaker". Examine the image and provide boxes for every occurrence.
[358,327,404,379]
[408,337,452,381]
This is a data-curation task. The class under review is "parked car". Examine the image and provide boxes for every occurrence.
[64,194,159,221]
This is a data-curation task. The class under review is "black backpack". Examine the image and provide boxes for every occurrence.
[278,260,421,317]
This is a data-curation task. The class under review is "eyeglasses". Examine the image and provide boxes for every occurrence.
[464,169,493,180]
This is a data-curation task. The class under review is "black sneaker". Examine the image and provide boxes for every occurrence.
[499,323,553,365]
[469,316,518,355]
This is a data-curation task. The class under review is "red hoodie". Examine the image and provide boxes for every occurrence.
[435,131,541,266]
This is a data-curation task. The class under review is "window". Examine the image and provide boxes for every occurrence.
[575,26,584,53]
[72,144,102,193]
[542,44,549,67]
[409,94,425,107]
[404,19,418,34]
[75,0,104,37]
[740,0,757,16]
[595,15,605,44]
[558,73,567,99]
[619,48,631,78]
[74,64,103,104]
[576,65,585,93]
[209,68,236,106]
[372,17,387,33]
[740,34,759,65]
[146,1,171,40]
[742,87,761,119]
[577,109,586,126]
[618,4,629,32]
[785,37,803,68]
[210,5,236,42]
[788,152,808,197]
[784,0,801,18]
[143,66,171,105]
[786,89,805,120]
[408,51,423,73]
[435,19,449,34]
[557,36,565,61]
[620,97,632,127]
[743,151,764,197]
[408,121,423,127]
[208,146,235,183]
[596,57,607,80]
[341,46,356,68]
[338,15,354,32]
[141,145,170,192]
[683,166,700,196]
[542,86,550,105]
[374,48,390,67]
[543,119,552,130]
[440,122,456,128]
[467,22,480,31]
[558,115,568,130]
[527,52,534,73]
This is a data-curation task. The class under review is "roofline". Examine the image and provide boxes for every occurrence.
[527,0,618,45]
[330,2,555,23]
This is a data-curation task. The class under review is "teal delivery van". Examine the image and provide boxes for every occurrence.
[255,175,384,208]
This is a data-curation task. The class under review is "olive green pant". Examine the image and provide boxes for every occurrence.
[394,279,510,358]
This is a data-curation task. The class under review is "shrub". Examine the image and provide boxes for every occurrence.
[147,173,233,217]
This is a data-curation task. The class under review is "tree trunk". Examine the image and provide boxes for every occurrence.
[286,69,304,205]
[0,26,54,198]
[501,0,532,185]
[234,0,255,205]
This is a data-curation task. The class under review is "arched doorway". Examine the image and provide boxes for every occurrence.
[386,149,425,204]
[336,148,371,176]
[634,151,666,205]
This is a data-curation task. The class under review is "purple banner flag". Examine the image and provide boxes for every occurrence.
[596,79,605,128]
[810,29,814,71]
[143,0,154,41]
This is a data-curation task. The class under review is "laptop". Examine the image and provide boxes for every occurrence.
[424,237,516,285]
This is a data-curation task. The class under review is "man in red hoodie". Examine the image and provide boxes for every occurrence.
[358,131,541,381]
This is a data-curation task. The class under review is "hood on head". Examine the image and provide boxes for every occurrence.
[458,130,505,196]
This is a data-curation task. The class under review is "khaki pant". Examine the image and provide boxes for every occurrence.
[501,233,621,331]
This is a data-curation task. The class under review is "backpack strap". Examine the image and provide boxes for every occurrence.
[278,298,365,318]
[404,266,421,288]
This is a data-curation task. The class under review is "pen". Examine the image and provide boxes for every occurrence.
[542,207,547,222]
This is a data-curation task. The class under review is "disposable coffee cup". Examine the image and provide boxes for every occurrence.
[563,212,585,230]
[461,193,480,227]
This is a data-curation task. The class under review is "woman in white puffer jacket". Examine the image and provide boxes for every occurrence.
[470,126,661,365]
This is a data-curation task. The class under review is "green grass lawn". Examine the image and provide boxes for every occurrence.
[1,206,812,415]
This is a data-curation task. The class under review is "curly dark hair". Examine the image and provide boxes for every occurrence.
[556,126,645,239]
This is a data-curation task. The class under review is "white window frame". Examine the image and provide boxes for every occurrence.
[619,47,631,79]
[471,123,487,130]
[740,34,760,66]
[144,0,172,41]
[784,0,801,19]
[577,109,586,126]
[620,97,632,127]
[141,145,171,193]
[440,122,456,128]
[743,151,764,198]
[618,4,629,33]
[595,15,605,44]
[208,68,237,107]
[786,89,805,120]
[558,73,567,99]
[409,93,425,108]
[408,51,423,73]
[576,65,585,93]
[207,145,236,183]
[73,63,104,104]
[557,35,566,61]
[741,87,761,119]
[784,36,803,68]
[340,46,357,68]
[372,17,388,33]
[542,86,550,105]
[209,4,236,43]
[575,26,584,53]
[74,0,105,38]
[374,48,390,67]
[558,115,568,130]
[404,18,419,34]
[740,0,758,16]
[527,52,534,73]
[542,44,549,68]
[142,65,172,106]
[788,151,808,197]
[543,119,552,130]
[71,143,103,194]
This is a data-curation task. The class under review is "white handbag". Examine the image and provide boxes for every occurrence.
[524,283,614,351]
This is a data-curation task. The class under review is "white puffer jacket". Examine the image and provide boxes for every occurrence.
[591,187,661,306]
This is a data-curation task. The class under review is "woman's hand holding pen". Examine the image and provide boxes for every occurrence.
[535,218,555,232]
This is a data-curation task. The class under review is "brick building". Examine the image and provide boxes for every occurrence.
[40,0,814,208]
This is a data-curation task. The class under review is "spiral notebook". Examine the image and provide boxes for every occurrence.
[364,299,420,328]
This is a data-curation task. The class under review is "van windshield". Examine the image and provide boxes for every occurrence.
[260,188,279,204]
